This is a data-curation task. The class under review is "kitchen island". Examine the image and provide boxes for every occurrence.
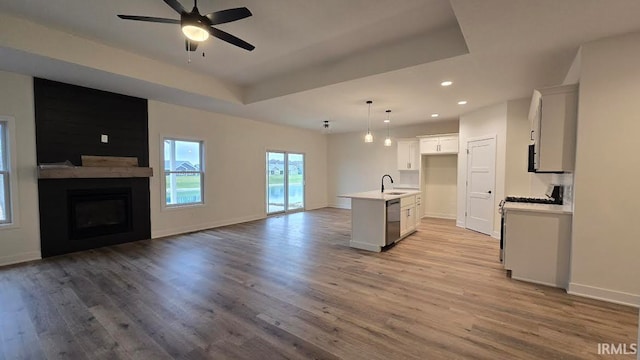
[339,189,421,252]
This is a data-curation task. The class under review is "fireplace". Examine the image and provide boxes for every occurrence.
[38,178,151,258]
[34,78,151,258]
[68,188,133,239]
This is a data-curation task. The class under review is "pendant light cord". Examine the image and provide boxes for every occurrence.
[367,100,372,133]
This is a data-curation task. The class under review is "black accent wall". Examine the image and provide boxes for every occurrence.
[34,78,149,166]
[34,78,151,257]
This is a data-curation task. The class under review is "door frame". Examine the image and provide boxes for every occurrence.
[464,135,497,236]
[265,150,306,215]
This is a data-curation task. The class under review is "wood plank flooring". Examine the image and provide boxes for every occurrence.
[0,208,637,359]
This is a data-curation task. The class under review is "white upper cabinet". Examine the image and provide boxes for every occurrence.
[528,84,578,172]
[397,140,419,171]
[419,134,459,155]
[419,137,439,154]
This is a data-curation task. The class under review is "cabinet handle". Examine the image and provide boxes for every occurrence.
[407,162,411,169]
[530,130,534,141]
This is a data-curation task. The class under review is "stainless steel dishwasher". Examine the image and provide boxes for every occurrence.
[385,199,401,246]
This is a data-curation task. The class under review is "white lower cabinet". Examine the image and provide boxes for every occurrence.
[503,209,572,288]
[400,195,417,237]
[415,194,422,224]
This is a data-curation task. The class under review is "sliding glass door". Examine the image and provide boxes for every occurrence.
[266,151,305,214]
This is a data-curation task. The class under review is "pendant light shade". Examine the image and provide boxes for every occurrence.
[384,109,392,147]
[364,100,373,143]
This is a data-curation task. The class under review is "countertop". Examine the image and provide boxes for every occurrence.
[503,202,573,215]
[339,189,421,201]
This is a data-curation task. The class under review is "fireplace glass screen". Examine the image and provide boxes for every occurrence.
[69,188,132,239]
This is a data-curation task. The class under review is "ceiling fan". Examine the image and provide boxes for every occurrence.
[117,0,255,52]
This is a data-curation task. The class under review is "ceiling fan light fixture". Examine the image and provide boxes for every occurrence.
[182,24,209,42]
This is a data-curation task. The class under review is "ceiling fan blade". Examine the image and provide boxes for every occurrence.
[185,40,199,52]
[163,0,186,14]
[205,7,252,25]
[117,15,180,24]
[209,27,255,51]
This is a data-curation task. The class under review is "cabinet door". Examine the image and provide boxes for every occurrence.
[407,206,416,232]
[438,135,459,154]
[400,206,408,235]
[420,138,439,154]
[414,197,421,226]
[530,90,542,146]
[538,91,578,172]
[408,141,419,169]
[397,141,410,170]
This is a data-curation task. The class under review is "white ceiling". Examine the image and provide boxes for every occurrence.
[1,0,640,133]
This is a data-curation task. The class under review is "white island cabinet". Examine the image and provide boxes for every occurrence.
[339,190,421,252]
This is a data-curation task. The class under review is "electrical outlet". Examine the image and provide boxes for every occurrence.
[101,134,108,143]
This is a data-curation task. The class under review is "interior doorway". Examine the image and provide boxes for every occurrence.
[465,136,496,235]
[266,151,305,214]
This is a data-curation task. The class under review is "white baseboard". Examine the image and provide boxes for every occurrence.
[0,251,41,267]
[568,282,640,308]
[305,202,329,211]
[456,220,465,228]
[423,212,456,220]
[329,203,351,210]
[492,230,500,240]
[152,213,265,239]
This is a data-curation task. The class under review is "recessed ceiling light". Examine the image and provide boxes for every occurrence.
[383,119,390,123]
[440,81,453,87]
[431,113,439,118]
[457,100,468,105]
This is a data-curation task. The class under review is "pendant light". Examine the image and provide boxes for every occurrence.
[384,110,392,147]
[364,100,373,143]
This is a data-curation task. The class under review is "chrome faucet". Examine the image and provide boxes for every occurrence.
[381,174,394,193]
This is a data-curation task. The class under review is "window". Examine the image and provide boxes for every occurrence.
[266,151,305,214]
[163,138,204,206]
[0,119,11,224]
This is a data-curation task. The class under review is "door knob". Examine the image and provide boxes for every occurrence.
[487,190,492,194]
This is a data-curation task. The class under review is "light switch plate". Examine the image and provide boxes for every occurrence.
[101,134,108,143]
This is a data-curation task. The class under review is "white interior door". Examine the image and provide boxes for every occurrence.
[465,137,496,235]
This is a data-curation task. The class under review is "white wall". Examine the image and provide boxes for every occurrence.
[0,71,41,266]
[568,31,640,306]
[457,103,507,237]
[327,121,459,208]
[422,155,457,219]
[148,101,328,238]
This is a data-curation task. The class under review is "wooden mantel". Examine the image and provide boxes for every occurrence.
[38,166,153,179]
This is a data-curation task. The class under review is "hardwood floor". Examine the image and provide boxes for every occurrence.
[1,208,637,359]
